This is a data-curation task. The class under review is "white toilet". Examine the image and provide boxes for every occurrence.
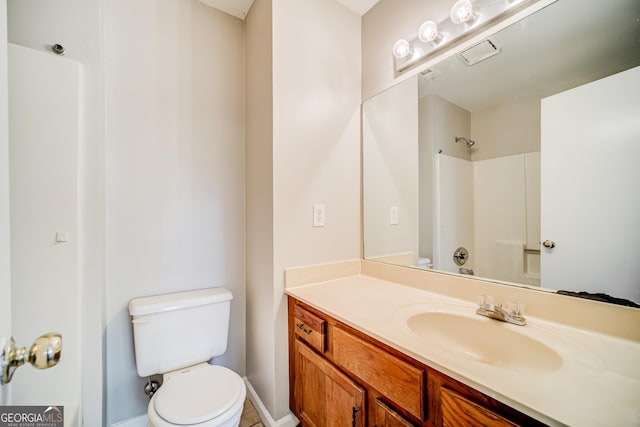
[129,287,246,427]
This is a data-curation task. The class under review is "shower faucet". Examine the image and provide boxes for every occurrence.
[455,136,476,149]
[476,295,526,326]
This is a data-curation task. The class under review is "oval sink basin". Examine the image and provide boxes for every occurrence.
[406,311,563,373]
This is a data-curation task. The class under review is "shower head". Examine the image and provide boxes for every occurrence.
[455,136,476,149]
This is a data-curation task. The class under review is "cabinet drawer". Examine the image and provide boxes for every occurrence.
[293,304,327,353]
[333,326,425,420]
[441,388,519,427]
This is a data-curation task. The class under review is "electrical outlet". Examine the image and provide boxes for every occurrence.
[313,204,325,227]
[390,206,399,225]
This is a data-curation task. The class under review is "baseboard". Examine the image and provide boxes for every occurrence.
[110,414,146,427]
[243,377,299,427]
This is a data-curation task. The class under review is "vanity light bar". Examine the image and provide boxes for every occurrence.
[393,0,536,73]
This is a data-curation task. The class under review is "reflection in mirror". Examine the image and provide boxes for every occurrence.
[363,0,640,306]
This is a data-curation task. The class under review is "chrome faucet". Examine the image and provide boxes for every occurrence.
[476,295,526,326]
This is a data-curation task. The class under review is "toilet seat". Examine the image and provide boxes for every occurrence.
[148,364,246,427]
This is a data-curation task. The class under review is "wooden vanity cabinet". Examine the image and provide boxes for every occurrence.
[288,297,547,427]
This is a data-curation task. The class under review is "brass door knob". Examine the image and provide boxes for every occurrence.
[1,333,62,384]
[29,333,63,369]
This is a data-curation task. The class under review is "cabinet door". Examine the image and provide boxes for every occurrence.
[294,339,365,427]
[441,388,519,427]
[374,399,416,427]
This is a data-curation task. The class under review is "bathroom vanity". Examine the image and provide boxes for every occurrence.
[288,297,543,427]
[285,260,640,427]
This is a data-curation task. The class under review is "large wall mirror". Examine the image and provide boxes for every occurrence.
[363,0,640,306]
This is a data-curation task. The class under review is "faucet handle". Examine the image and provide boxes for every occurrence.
[477,294,494,310]
[507,301,525,318]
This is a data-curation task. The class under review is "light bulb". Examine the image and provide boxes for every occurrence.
[418,20,441,43]
[392,39,412,60]
[450,0,476,24]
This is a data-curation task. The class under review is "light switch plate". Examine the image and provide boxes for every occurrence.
[390,206,399,225]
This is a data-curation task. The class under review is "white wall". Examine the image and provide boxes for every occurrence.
[363,77,418,260]
[104,0,245,424]
[0,0,11,406]
[6,1,104,423]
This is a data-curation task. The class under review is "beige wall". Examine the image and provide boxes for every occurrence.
[471,96,541,161]
[104,1,245,424]
[246,0,361,422]
[432,95,471,160]
[245,0,276,418]
[271,0,361,420]
[418,94,434,260]
[363,77,418,260]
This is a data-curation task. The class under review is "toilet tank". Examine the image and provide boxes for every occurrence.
[128,287,232,377]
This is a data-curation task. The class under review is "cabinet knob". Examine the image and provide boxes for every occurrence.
[542,240,556,249]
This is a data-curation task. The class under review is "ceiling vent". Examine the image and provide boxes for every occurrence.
[457,39,501,66]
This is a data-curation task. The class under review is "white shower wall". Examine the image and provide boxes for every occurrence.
[433,151,541,284]
[473,153,540,285]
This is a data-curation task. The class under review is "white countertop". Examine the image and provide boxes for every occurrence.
[286,274,640,427]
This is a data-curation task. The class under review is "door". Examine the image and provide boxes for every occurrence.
[0,0,11,406]
[2,43,82,424]
[540,66,640,302]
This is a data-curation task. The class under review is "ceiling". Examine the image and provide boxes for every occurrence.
[335,0,380,15]
[199,0,380,20]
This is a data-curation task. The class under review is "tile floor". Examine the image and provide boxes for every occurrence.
[239,398,263,427]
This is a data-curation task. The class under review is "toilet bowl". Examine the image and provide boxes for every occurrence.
[147,363,246,427]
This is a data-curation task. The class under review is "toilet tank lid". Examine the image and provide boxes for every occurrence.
[129,287,233,316]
